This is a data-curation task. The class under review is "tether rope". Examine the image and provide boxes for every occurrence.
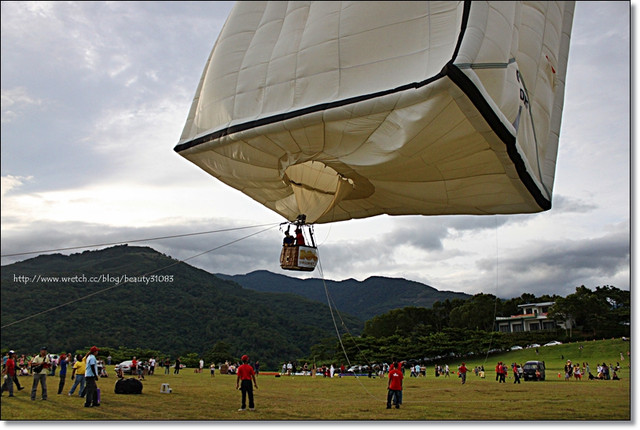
[1,223,280,329]
[316,216,506,404]
[315,251,430,403]
[481,216,501,368]
[1,223,278,258]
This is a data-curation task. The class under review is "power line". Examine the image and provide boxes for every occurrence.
[0,223,279,329]
[0,223,277,258]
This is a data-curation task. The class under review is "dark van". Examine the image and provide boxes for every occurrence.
[522,361,545,381]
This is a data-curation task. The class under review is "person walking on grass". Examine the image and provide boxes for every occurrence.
[12,352,25,392]
[131,357,138,377]
[1,350,17,397]
[68,354,86,397]
[149,357,156,375]
[387,359,403,409]
[512,363,521,384]
[459,362,468,385]
[30,347,51,400]
[236,355,258,411]
[83,346,100,408]
[57,353,69,394]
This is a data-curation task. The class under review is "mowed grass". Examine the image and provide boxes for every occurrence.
[1,339,630,421]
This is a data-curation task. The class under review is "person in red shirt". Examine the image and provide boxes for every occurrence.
[496,361,507,383]
[458,362,467,385]
[236,355,258,411]
[386,360,403,409]
[2,350,17,397]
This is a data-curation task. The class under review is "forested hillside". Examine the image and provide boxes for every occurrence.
[3,245,627,370]
[314,287,630,365]
[217,271,471,320]
[0,245,362,368]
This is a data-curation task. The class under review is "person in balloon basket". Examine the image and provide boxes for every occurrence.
[283,230,295,246]
[83,346,100,407]
[386,360,403,409]
[236,355,258,411]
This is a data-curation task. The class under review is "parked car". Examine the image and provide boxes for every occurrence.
[526,343,541,349]
[510,346,523,351]
[522,360,545,381]
[115,360,134,375]
[543,341,563,346]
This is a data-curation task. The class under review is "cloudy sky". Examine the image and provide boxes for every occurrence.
[1,1,630,300]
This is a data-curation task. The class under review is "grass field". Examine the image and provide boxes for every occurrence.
[0,339,631,421]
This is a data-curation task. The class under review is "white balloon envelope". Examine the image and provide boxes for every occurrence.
[175,1,575,224]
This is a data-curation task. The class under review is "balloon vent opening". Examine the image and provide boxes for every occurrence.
[283,161,354,223]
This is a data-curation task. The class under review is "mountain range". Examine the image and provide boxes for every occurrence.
[1,245,469,367]
[216,271,470,320]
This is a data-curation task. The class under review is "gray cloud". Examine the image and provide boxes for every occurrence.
[551,195,598,213]
[381,220,448,251]
[0,218,283,273]
[475,228,630,298]
[0,210,630,301]
[369,215,515,254]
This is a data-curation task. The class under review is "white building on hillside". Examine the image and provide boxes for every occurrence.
[495,302,572,333]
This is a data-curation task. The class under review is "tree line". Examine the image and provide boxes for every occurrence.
[64,341,239,369]
[14,284,629,371]
[307,285,630,365]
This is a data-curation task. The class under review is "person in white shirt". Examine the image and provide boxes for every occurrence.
[83,346,100,408]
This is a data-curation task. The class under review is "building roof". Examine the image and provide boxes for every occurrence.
[496,314,547,321]
[517,302,555,308]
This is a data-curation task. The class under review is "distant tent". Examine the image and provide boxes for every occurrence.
[175,1,575,224]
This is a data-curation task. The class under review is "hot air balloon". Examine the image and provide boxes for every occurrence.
[174,1,575,271]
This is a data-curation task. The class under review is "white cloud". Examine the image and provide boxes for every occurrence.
[1,87,45,123]
[1,174,33,197]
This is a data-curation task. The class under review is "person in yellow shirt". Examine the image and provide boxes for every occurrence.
[68,354,86,397]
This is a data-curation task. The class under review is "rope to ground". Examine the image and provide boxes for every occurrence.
[316,252,387,403]
[0,223,280,329]
[315,216,505,404]
[0,223,278,258]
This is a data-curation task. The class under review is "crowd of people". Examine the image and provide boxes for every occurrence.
[1,344,628,415]
[266,355,627,387]
[563,360,621,381]
[1,346,104,407]
[274,361,476,381]
[279,361,352,377]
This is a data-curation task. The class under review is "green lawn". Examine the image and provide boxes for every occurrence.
[1,339,630,421]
